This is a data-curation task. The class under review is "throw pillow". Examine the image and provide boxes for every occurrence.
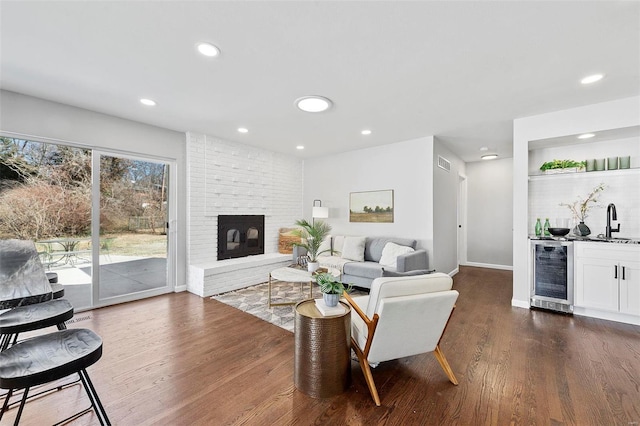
[318,235,332,257]
[379,242,415,269]
[332,235,346,256]
[382,268,434,277]
[341,236,366,261]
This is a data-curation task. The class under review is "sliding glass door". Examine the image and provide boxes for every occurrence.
[93,152,170,305]
[0,136,173,310]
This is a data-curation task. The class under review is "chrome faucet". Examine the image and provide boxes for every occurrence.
[606,203,620,238]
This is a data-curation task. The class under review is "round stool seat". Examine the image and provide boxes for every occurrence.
[51,283,65,299]
[0,299,73,335]
[0,329,102,390]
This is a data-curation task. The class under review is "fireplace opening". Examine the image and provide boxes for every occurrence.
[217,215,265,260]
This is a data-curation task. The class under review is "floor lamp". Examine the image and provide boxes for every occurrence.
[312,199,329,225]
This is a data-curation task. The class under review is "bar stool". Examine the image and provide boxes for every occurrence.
[45,272,65,299]
[0,299,74,351]
[51,283,65,299]
[0,328,110,425]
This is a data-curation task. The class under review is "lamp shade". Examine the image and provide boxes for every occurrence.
[312,206,329,219]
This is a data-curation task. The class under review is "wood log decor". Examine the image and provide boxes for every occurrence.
[278,228,300,254]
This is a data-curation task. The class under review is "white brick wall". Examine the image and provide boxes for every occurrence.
[186,132,303,296]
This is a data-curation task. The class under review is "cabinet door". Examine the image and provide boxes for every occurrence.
[575,257,619,311]
[619,260,640,316]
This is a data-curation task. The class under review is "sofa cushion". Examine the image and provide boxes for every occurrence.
[382,268,433,277]
[342,236,366,261]
[379,242,415,268]
[365,237,417,262]
[343,261,383,279]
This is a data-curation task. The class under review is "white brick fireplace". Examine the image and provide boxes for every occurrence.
[186,132,303,296]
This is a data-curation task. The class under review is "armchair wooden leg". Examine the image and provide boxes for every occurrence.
[352,340,381,406]
[434,345,458,385]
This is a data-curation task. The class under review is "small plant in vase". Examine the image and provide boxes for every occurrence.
[315,272,352,307]
[559,183,605,236]
[292,219,332,272]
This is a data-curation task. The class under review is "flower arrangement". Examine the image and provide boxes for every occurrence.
[560,183,605,222]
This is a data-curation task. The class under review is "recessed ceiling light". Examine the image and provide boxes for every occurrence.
[296,146,305,150]
[140,98,156,106]
[578,133,595,139]
[197,42,220,57]
[581,74,604,85]
[481,154,499,160]
[361,129,372,135]
[237,127,248,133]
[295,96,332,113]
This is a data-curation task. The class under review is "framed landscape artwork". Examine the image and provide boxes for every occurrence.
[349,190,394,223]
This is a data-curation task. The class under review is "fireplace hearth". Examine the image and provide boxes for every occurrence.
[217,215,265,260]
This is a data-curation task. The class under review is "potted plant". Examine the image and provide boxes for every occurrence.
[292,219,332,272]
[539,159,586,174]
[315,272,352,307]
[559,183,605,236]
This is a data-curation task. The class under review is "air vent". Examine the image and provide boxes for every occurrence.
[437,156,451,172]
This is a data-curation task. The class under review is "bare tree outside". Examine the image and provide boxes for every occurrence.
[0,138,91,239]
[0,137,167,244]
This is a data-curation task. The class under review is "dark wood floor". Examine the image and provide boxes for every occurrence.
[5,266,640,425]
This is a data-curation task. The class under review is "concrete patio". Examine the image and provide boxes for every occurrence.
[49,255,167,309]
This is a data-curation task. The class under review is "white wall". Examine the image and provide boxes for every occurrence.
[0,90,182,158]
[0,90,187,289]
[304,137,435,263]
[433,138,466,274]
[465,158,513,268]
[513,96,640,308]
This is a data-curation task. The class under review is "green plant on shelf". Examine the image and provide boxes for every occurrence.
[539,159,586,171]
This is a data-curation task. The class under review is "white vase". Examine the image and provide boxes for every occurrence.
[307,261,319,273]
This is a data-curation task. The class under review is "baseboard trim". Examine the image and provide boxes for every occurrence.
[511,299,530,309]
[174,285,187,292]
[462,262,513,271]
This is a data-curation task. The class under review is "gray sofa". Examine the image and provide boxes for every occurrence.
[293,236,428,289]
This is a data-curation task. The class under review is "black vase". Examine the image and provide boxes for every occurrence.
[574,221,591,236]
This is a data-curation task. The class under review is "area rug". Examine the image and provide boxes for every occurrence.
[211,281,368,332]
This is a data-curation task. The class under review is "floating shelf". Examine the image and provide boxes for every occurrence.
[528,167,639,181]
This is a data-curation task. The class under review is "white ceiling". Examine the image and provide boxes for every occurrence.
[1,1,639,162]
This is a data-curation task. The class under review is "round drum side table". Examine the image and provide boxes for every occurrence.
[294,299,351,398]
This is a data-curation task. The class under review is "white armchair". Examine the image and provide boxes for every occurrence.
[342,272,459,406]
